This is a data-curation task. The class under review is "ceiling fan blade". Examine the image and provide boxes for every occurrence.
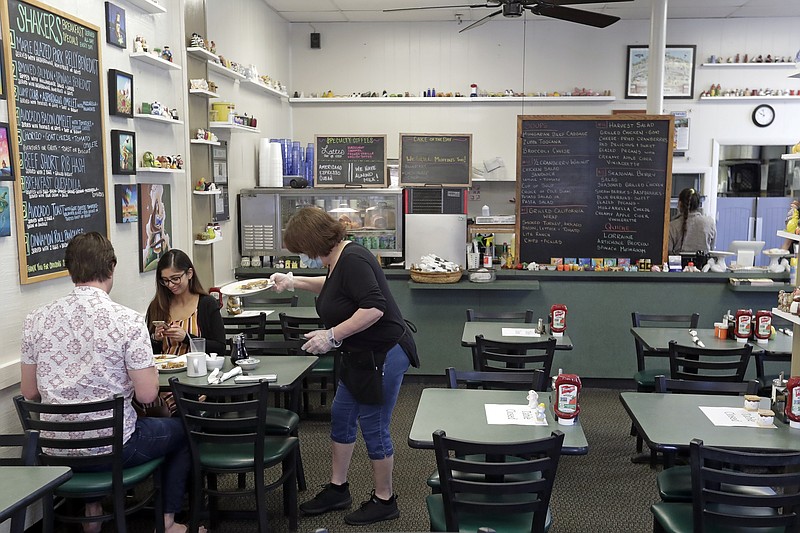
[534,0,633,5]
[384,3,495,12]
[458,9,503,33]
[530,4,620,28]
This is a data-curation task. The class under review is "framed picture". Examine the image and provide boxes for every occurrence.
[114,184,138,223]
[105,2,126,49]
[0,185,9,237]
[108,69,133,117]
[0,44,6,100]
[110,130,136,175]
[0,123,14,181]
[626,45,696,99]
[138,183,172,272]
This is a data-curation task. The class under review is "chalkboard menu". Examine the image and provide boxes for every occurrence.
[517,115,673,264]
[400,134,471,187]
[314,135,387,188]
[4,0,108,283]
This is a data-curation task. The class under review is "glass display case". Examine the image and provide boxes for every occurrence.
[238,188,403,259]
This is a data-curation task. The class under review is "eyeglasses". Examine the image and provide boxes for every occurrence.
[159,272,186,287]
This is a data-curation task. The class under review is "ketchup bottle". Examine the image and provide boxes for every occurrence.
[550,304,567,337]
[734,309,752,343]
[554,373,581,425]
[754,310,772,344]
[785,376,800,429]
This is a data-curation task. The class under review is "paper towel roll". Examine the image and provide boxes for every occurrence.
[258,138,271,187]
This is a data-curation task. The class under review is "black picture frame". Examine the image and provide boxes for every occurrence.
[0,44,6,101]
[111,130,136,175]
[105,2,126,49]
[108,69,133,117]
[626,45,696,99]
[0,123,14,181]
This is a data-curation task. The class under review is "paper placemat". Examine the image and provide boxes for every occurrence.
[699,406,775,428]
[234,310,275,318]
[501,328,541,338]
[485,404,548,426]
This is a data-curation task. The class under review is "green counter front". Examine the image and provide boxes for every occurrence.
[234,268,791,380]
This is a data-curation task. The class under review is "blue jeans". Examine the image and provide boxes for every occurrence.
[330,344,410,459]
[123,417,190,514]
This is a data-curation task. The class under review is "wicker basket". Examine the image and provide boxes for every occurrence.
[410,268,462,284]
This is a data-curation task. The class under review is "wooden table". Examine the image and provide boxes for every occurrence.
[630,326,790,379]
[159,355,318,413]
[0,466,72,532]
[620,391,800,467]
[408,388,588,455]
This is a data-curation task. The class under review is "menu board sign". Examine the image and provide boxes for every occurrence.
[314,135,387,187]
[399,133,471,187]
[4,0,108,283]
[516,115,673,264]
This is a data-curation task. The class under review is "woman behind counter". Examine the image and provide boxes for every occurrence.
[270,207,418,526]
[668,187,716,254]
[146,249,225,356]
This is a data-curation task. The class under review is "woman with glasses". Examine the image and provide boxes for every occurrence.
[146,249,225,356]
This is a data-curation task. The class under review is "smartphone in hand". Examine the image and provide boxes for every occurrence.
[151,320,166,328]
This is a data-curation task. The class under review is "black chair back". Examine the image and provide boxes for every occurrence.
[13,394,163,532]
[279,312,326,341]
[690,438,800,532]
[240,337,306,356]
[223,312,267,341]
[466,309,534,323]
[432,429,564,533]
[474,334,556,380]
[668,340,752,383]
[654,375,760,395]
[0,430,39,466]
[445,367,547,392]
[631,312,700,372]
[242,294,298,307]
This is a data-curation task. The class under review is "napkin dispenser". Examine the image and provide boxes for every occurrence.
[772,386,788,423]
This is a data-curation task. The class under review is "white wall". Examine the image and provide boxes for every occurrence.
[288,17,800,193]
[206,0,292,280]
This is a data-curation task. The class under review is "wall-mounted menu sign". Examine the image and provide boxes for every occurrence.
[4,0,108,283]
[314,135,387,188]
[399,133,471,187]
[516,115,673,264]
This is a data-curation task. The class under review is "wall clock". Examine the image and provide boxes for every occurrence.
[752,104,775,127]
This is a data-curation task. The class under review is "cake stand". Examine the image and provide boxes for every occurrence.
[763,249,791,273]
[704,251,734,272]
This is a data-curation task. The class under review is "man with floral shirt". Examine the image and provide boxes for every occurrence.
[21,232,198,533]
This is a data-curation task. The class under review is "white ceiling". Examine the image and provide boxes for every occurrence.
[261,0,800,24]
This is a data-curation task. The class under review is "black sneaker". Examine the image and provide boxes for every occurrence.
[299,483,352,515]
[344,491,400,526]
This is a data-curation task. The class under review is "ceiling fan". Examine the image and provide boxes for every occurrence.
[384,0,634,32]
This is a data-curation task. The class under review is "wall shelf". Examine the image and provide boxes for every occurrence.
[701,62,796,68]
[209,121,261,133]
[289,95,616,104]
[408,280,540,290]
[193,189,222,195]
[241,79,288,99]
[134,113,183,125]
[781,154,800,160]
[773,308,800,326]
[699,95,800,101]
[777,230,800,242]
[207,61,246,81]
[195,236,223,245]
[190,139,221,146]
[189,88,219,98]
[130,52,181,71]
[186,46,218,62]
[136,167,185,174]
[120,0,166,14]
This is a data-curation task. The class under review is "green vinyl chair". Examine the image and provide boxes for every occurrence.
[427,429,564,533]
[651,438,800,533]
[14,394,164,533]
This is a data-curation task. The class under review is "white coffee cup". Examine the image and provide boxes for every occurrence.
[186,352,208,377]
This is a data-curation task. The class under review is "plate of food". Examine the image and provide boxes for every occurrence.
[220,278,275,296]
[153,354,178,363]
[156,360,187,373]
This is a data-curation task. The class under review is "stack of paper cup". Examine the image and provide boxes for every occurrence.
[269,140,283,187]
[258,138,271,187]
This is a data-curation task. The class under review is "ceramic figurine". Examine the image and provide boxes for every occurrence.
[150,101,162,115]
[134,35,147,53]
[161,46,173,62]
[190,32,205,48]
[156,155,170,168]
[174,155,183,169]
[208,40,216,54]
[170,108,179,120]
[142,151,157,168]
[195,178,207,191]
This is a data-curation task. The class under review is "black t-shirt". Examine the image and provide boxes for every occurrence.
[317,242,405,353]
